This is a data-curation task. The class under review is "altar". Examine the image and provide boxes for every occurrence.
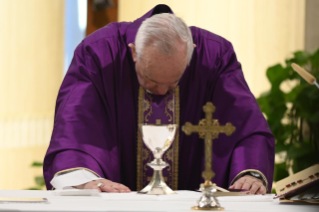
[0,190,318,212]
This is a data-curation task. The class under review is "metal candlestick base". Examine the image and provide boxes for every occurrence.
[137,159,176,195]
[191,182,224,211]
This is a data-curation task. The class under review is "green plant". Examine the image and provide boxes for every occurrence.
[257,49,319,188]
[26,162,45,190]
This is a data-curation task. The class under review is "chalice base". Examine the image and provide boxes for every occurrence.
[137,163,177,195]
[191,183,224,211]
[191,206,224,211]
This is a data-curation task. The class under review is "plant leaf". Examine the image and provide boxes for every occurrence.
[26,187,41,190]
[273,162,289,182]
[35,176,45,187]
[266,64,288,88]
[31,162,43,167]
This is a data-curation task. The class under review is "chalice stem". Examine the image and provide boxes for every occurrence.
[138,161,176,195]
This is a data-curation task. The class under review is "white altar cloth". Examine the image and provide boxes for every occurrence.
[0,190,318,212]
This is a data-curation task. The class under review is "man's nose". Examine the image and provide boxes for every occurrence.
[156,85,169,95]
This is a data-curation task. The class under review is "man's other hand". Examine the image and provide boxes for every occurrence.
[74,179,131,193]
[229,175,266,194]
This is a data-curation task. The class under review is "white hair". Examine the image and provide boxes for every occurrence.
[135,13,193,64]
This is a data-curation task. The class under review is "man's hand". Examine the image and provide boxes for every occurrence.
[74,179,131,193]
[229,175,266,194]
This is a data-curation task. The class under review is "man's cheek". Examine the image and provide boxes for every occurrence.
[137,75,145,86]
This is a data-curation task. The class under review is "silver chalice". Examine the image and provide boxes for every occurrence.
[138,124,178,195]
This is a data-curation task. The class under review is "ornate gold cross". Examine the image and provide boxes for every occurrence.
[182,102,235,187]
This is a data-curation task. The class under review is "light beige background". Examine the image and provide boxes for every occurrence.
[0,0,306,189]
[0,0,64,189]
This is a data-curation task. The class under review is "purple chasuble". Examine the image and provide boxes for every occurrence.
[43,4,275,192]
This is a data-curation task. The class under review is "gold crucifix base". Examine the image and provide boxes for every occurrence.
[191,181,224,211]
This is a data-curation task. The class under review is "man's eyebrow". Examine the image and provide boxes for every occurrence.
[145,74,180,85]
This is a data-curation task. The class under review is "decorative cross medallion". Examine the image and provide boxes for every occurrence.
[182,102,236,185]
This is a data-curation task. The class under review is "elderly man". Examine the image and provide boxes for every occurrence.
[44,5,274,194]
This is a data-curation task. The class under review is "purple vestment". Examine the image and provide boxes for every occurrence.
[44,4,275,191]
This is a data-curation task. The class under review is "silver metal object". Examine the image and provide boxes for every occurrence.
[97,183,104,188]
[192,183,224,211]
[314,81,319,89]
[138,124,178,195]
[250,171,261,178]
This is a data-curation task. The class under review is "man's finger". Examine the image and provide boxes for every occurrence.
[233,179,246,189]
[111,183,121,192]
[236,176,248,184]
[101,184,118,193]
[257,186,267,195]
[117,184,131,193]
[98,180,119,192]
[249,182,261,194]
[242,181,253,190]
[90,185,102,193]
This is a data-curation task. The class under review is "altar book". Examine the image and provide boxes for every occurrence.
[274,164,319,204]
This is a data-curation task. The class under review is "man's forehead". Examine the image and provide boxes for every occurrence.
[142,61,185,84]
[142,48,187,69]
[144,71,181,85]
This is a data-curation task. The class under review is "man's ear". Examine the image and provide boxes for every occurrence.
[128,43,137,62]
